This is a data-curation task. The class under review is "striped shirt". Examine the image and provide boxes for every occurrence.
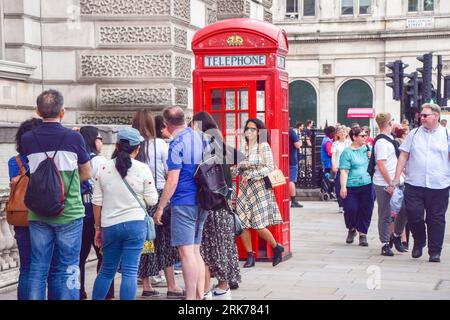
[21,122,90,224]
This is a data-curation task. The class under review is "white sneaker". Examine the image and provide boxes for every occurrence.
[212,287,231,300]
[339,207,344,213]
[203,290,213,300]
[151,275,167,287]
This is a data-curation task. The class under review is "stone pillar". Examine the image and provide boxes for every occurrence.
[318,60,336,127]
[318,78,335,127]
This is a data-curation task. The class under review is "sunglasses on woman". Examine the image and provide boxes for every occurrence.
[245,127,257,132]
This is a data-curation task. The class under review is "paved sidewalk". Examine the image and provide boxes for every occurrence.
[1,201,450,300]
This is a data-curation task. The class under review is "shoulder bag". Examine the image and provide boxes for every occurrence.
[259,143,286,189]
[6,156,29,227]
[121,173,156,241]
[224,201,243,237]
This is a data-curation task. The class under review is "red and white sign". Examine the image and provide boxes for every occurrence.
[347,108,375,118]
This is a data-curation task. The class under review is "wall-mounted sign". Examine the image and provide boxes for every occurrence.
[406,17,434,29]
[227,34,244,46]
[277,56,285,69]
[204,55,266,67]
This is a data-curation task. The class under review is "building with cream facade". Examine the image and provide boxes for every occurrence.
[272,0,450,127]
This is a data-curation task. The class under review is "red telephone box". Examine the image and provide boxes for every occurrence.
[192,18,291,262]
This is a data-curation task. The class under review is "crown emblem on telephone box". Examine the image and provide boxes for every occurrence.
[227,34,244,47]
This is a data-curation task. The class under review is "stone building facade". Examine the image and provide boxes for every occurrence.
[272,0,450,128]
[0,0,272,289]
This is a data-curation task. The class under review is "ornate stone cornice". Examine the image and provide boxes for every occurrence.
[79,0,190,22]
[98,87,172,107]
[217,0,250,19]
[0,60,36,81]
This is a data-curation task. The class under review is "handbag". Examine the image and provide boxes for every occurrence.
[121,175,156,241]
[6,155,29,227]
[264,169,286,189]
[225,202,243,237]
[258,144,286,190]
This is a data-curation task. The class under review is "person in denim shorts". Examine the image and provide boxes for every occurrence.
[153,106,206,300]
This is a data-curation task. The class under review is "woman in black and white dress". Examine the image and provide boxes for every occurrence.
[132,110,184,299]
[191,111,241,300]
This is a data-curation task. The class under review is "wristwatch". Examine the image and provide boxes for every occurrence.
[94,225,101,230]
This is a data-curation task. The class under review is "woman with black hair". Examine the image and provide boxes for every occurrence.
[191,111,241,300]
[78,126,114,300]
[92,127,158,300]
[232,118,284,268]
[8,118,42,300]
[155,114,172,140]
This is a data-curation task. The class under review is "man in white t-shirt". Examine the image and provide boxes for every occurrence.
[372,113,408,257]
[393,103,450,263]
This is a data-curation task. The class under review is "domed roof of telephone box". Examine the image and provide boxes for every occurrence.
[192,18,288,53]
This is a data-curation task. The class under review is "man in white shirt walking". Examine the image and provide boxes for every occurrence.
[393,103,450,263]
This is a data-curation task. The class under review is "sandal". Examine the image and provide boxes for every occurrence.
[166,289,186,299]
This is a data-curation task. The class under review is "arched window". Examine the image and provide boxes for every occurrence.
[337,79,373,127]
[289,80,317,127]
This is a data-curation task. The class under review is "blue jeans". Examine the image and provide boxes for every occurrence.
[14,227,30,300]
[14,227,59,300]
[92,220,146,300]
[28,218,83,300]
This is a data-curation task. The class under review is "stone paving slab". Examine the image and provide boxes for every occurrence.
[2,201,450,300]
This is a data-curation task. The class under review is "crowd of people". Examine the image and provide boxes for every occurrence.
[290,104,450,262]
[7,89,286,301]
[7,88,450,301]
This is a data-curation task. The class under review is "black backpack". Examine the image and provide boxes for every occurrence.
[24,131,75,217]
[194,139,229,211]
[367,134,400,178]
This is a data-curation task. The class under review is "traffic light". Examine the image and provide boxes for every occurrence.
[405,71,420,109]
[416,53,433,102]
[386,60,401,100]
[399,61,409,99]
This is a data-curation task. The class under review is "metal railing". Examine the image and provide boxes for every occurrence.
[295,129,324,189]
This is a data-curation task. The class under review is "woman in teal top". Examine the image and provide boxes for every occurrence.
[339,126,374,247]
